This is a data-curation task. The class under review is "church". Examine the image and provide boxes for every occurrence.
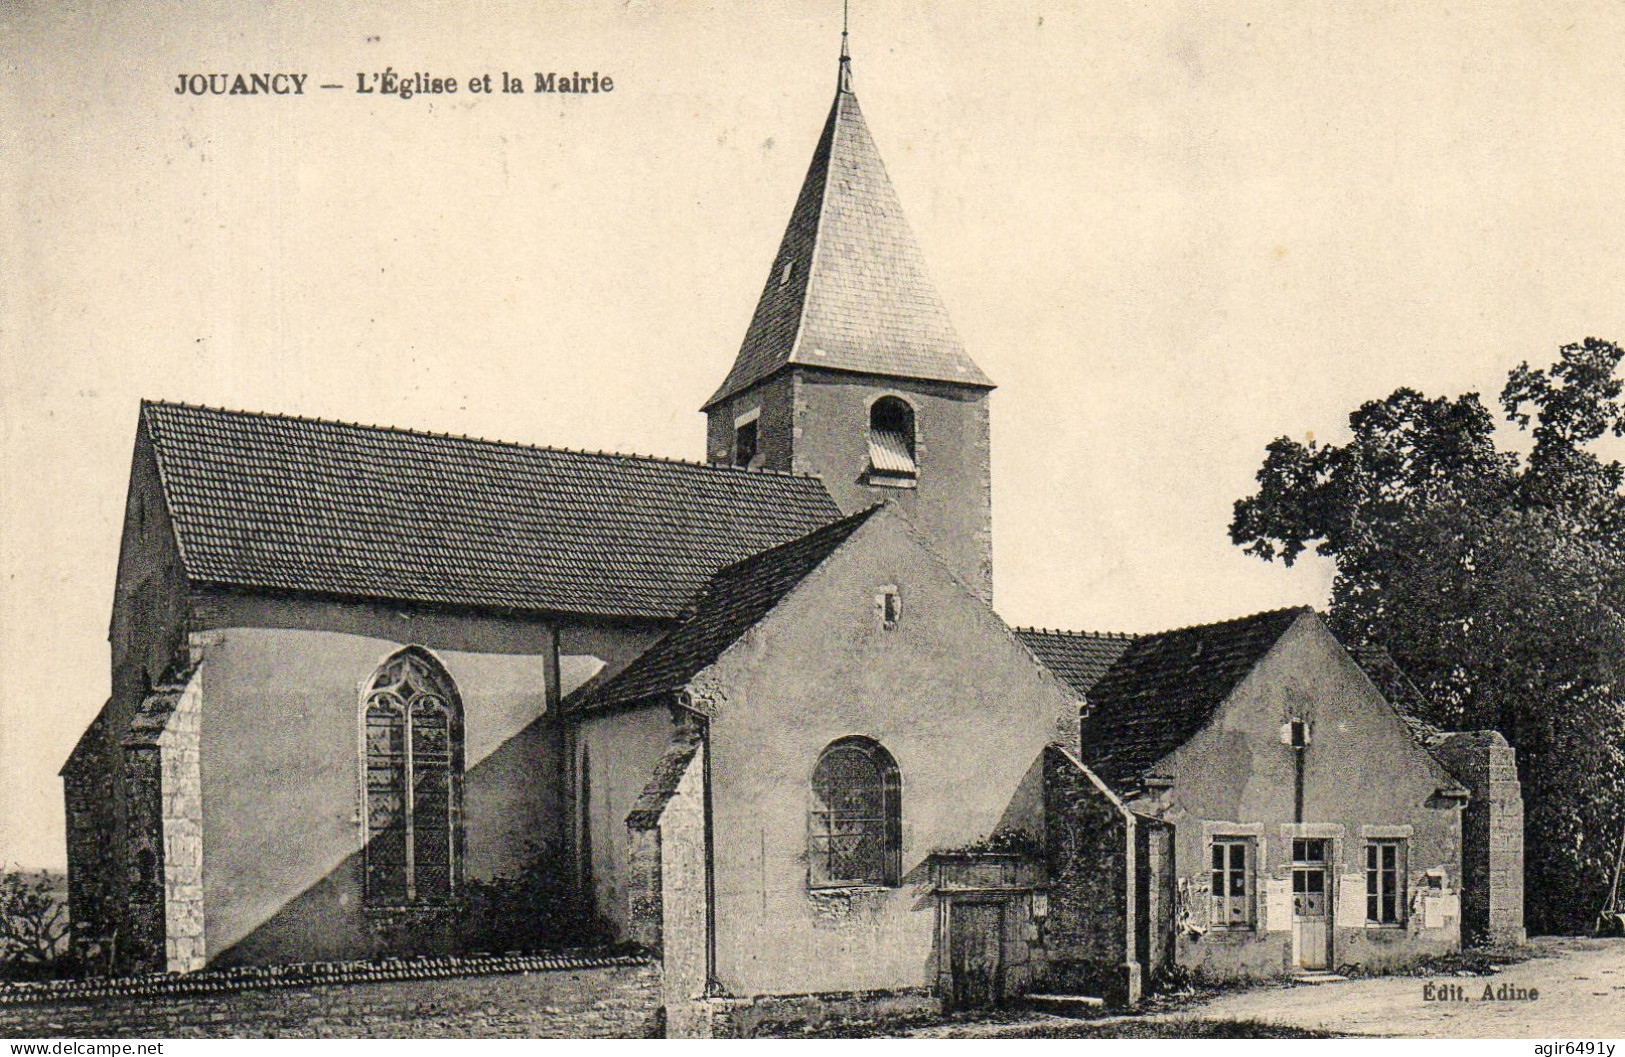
[60,40,1524,1036]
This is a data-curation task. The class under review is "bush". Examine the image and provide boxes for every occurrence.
[0,870,70,978]
[458,843,607,953]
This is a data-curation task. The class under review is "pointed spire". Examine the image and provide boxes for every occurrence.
[839,0,852,94]
[703,39,992,410]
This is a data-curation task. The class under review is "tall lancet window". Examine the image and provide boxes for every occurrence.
[362,648,463,906]
[868,397,917,483]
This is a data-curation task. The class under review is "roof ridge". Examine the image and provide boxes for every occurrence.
[1138,605,1314,639]
[778,84,842,386]
[1014,626,1139,641]
[140,399,824,481]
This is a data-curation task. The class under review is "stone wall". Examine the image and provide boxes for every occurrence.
[708,369,995,602]
[1435,731,1526,945]
[1042,746,1138,1005]
[704,988,938,1038]
[66,426,194,973]
[623,731,711,1036]
[0,961,662,1038]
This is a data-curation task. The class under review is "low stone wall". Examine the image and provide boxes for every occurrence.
[0,953,660,1039]
[706,988,939,1038]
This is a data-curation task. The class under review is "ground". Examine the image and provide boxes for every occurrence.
[0,937,1618,1038]
[1146,937,1624,1040]
[907,937,1624,1040]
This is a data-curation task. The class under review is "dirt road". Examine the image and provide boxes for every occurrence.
[1162,937,1624,1039]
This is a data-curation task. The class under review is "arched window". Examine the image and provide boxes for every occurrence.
[362,648,463,906]
[868,397,917,481]
[809,737,902,888]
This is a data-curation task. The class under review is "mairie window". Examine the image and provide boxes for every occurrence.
[809,736,902,888]
[1210,836,1255,928]
[1366,839,1406,925]
[363,648,463,907]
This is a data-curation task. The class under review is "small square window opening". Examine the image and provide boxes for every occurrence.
[876,587,901,630]
[734,419,760,469]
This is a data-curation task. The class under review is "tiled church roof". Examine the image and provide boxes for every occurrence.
[703,60,991,409]
[1012,628,1137,699]
[141,401,842,621]
[1075,608,1311,788]
[569,506,881,712]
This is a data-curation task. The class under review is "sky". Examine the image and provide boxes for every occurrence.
[3,0,1624,869]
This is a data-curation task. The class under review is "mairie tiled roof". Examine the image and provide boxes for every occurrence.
[1341,643,1467,793]
[1077,608,1311,789]
[141,401,842,620]
[569,506,881,712]
[1013,628,1138,699]
[703,60,991,409]
[1344,642,1449,746]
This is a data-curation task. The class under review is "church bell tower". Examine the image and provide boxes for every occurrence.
[703,40,995,600]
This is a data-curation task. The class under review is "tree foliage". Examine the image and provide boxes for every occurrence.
[0,870,70,969]
[1231,338,1625,933]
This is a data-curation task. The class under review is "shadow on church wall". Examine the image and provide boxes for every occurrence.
[214,712,597,967]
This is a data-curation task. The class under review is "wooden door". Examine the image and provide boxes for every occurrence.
[949,902,1004,1009]
[1291,838,1331,970]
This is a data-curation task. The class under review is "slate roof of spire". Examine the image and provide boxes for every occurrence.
[703,59,992,409]
[1074,608,1312,789]
[568,506,882,712]
[139,401,842,621]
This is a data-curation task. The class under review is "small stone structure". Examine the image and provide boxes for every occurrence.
[1434,731,1526,945]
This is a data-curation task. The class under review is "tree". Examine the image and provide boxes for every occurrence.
[0,870,70,969]
[1230,338,1625,934]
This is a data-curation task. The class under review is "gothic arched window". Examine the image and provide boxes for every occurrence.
[809,736,902,888]
[362,648,463,906]
[868,397,917,481]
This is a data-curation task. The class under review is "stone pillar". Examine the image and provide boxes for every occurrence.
[1435,731,1525,946]
[62,713,119,970]
[160,674,206,971]
[122,670,206,974]
[625,735,711,1038]
[626,826,664,949]
[118,737,167,974]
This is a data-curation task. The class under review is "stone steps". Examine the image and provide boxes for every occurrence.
[1022,993,1106,1017]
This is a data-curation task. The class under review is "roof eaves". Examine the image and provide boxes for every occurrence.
[138,403,196,586]
[190,579,682,628]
